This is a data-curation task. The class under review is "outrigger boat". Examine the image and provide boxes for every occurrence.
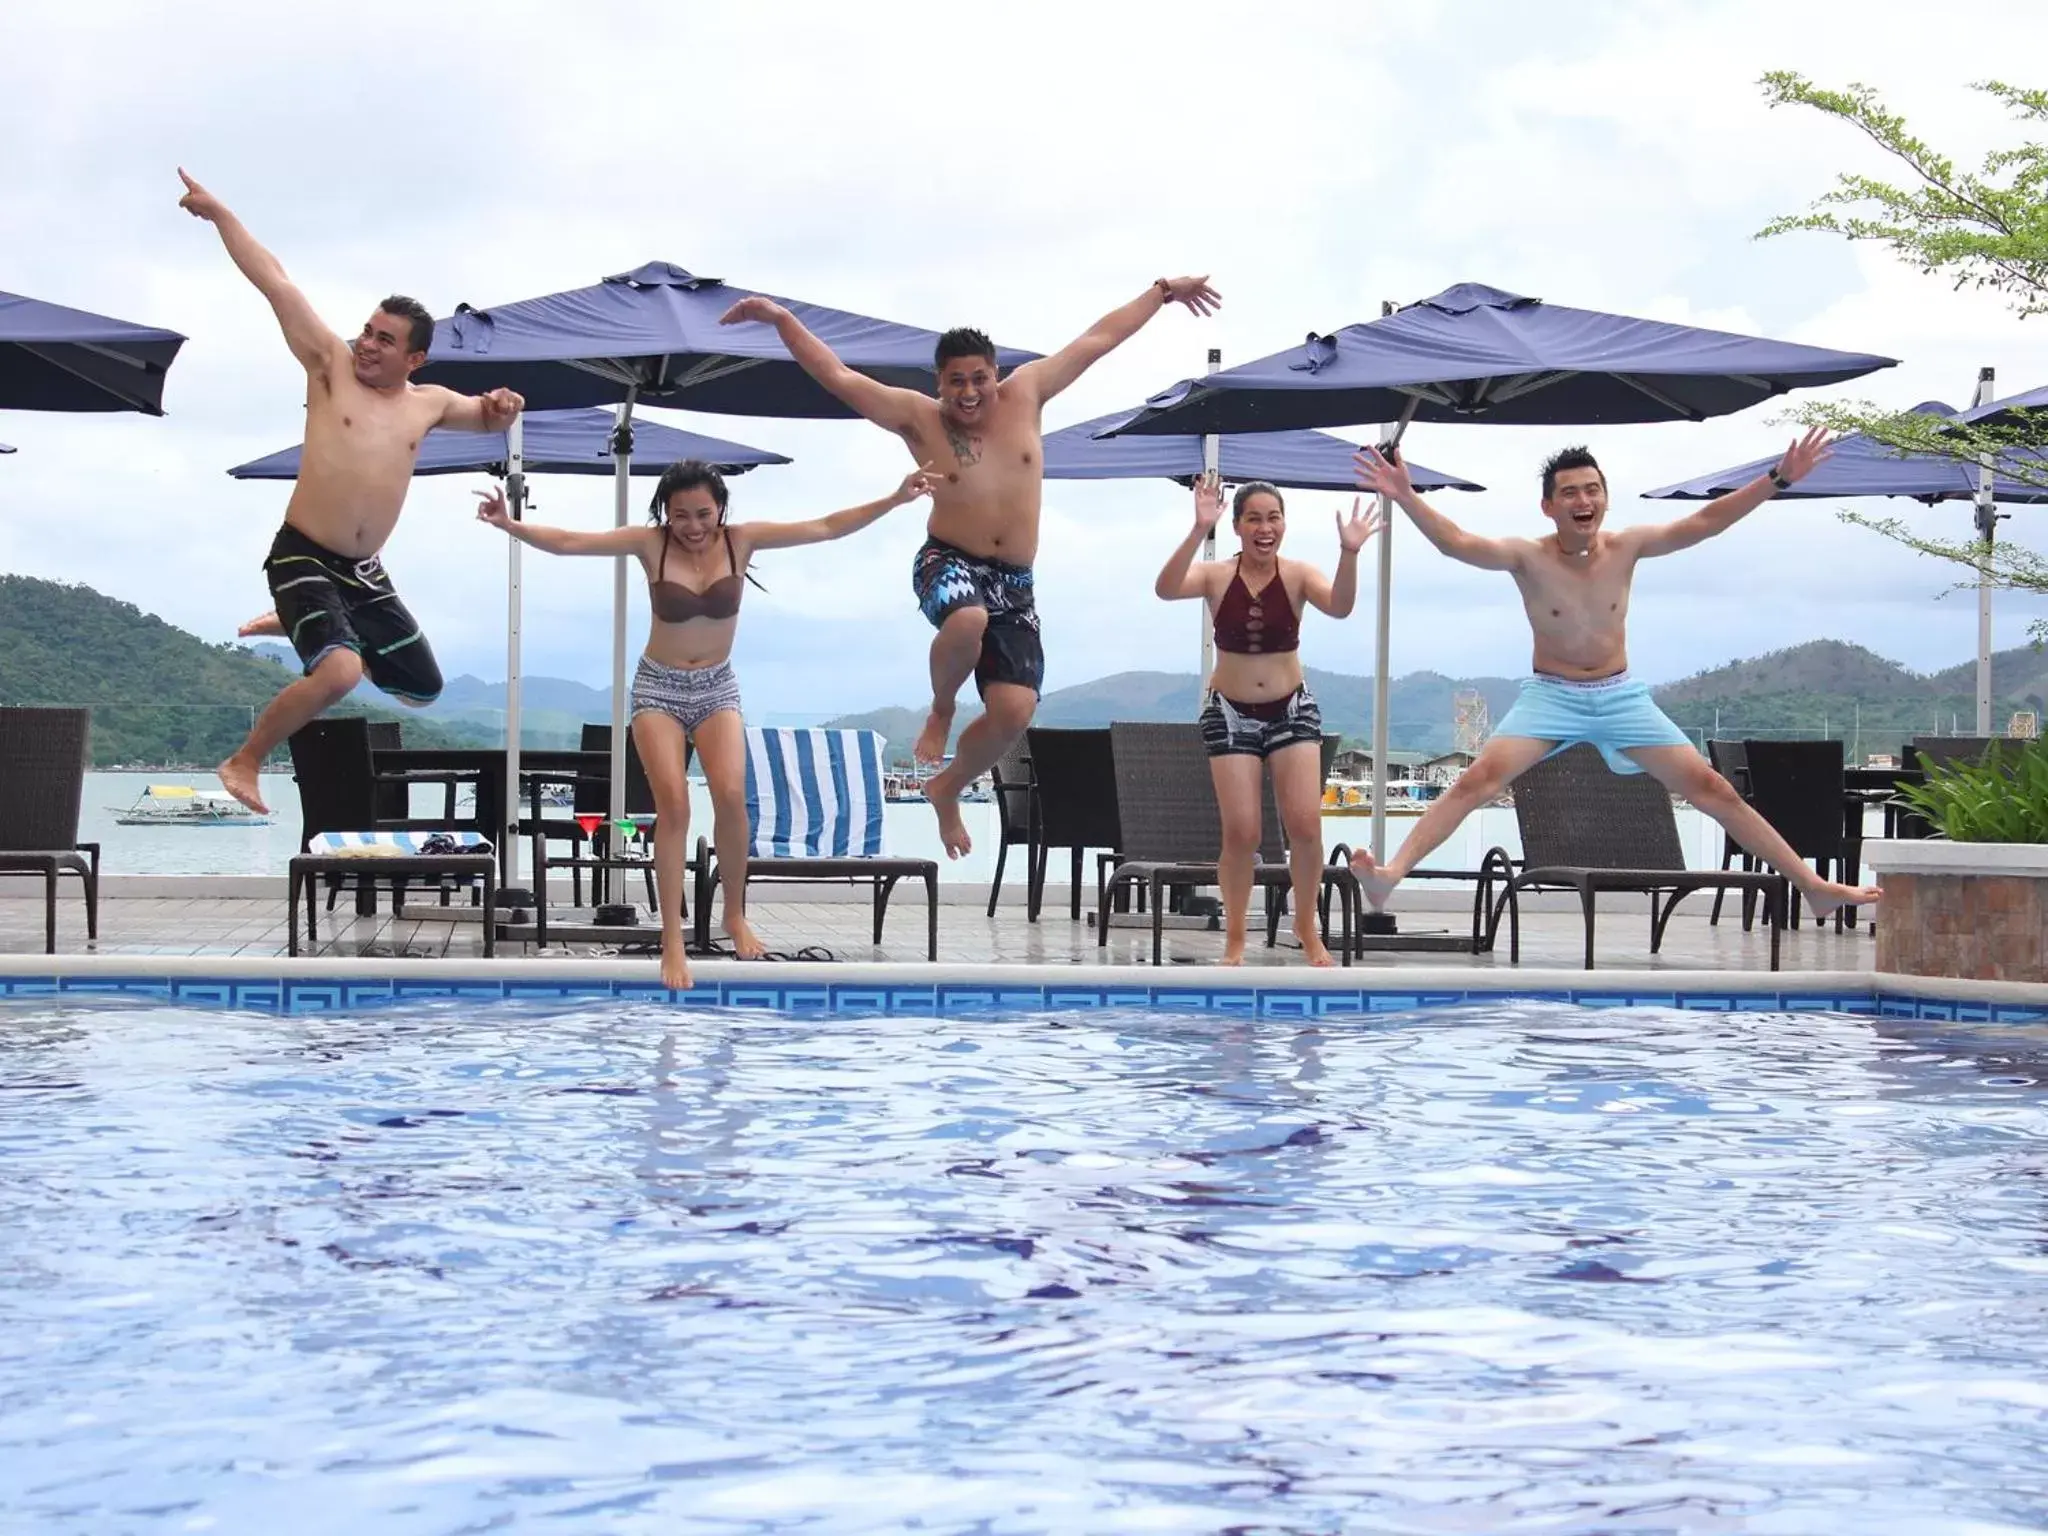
[113,784,272,827]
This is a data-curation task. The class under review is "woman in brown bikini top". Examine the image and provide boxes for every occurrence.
[476,457,937,992]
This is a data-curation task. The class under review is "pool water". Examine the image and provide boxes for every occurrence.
[3,1000,2046,1533]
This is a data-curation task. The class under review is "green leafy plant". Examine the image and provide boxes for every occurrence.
[1894,739,2048,841]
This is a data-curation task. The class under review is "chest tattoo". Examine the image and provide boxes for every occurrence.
[944,421,983,468]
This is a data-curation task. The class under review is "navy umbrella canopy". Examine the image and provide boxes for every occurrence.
[1109,283,1897,436]
[0,290,187,416]
[227,407,791,480]
[1951,381,2048,431]
[1046,408,1484,492]
[1643,403,2048,504]
[415,261,1040,413]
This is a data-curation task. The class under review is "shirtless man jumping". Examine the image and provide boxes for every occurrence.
[179,170,522,815]
[717,278,1219,857]
[1349,430,1883,922]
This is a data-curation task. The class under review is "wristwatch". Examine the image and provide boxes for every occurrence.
[1154,278,1173,301]
[1767,467,1792,491]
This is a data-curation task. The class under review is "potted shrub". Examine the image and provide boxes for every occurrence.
[1864,742,2048,982]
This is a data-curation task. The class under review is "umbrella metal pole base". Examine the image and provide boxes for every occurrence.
[594,903,640,927]
[496,887,536,911]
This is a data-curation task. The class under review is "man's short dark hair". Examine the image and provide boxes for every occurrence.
[1541,445,1605,500]
[934,327,997,372]
[648,458,730,522]
[376,295,435,355]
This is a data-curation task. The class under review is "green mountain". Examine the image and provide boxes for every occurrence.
[825,638,2048,763]
[0,574,493,766]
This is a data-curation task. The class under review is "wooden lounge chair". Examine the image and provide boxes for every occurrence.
[691,728,938,959]
[0,707,99,953]
[1482,743,1787,969]
[1098,721,1357,966]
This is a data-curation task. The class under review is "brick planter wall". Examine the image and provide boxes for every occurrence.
[1865,841,2048,983]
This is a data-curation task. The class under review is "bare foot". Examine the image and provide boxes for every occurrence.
[238,610,284,638]
[659,935,694,992]
[926,777,972,858]
[723,915,767,959]
[1348,848,1398,911]
[913,703,955,766]
[1801,880,1884,922]
[1221,933,1246,966]
[216,755,270,815]
[1296,923,1337,968]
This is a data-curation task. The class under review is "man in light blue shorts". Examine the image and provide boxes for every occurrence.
[1345,434,1883,919]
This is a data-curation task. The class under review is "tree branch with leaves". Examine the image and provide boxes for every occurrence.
[1759,72,2048,636]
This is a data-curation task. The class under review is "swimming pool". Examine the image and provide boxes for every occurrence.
[4,993,2047,1532]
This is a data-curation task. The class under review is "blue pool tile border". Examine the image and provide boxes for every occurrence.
[3,973,2044,1023]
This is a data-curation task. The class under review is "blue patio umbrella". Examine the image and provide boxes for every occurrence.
[1950,380,2048,429]
[227,407,791,480]
[1104,282,1897,868]
[0,443,13,454]
[1642,402,2048,505]
[1107,283,1896,435]
[228,406,792,897]
[1,290,186,415]
[1045,408,1484,493]
[412,261,1041,860]
[1647,397,2048,733]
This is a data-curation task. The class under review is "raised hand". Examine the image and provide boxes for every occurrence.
[176,168,224,222]
[895,462,940,505]
[1158,276,1221,317]
[1192,469,1225,530]
[719,295,791,328]
[1336,496,1385,553]
[1775,425,1833,486]
[478,387,524,429]
[473,485,513,530]
[1352,445,1413,501]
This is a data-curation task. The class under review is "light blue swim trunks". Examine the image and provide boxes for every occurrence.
[1490,671,1690,775]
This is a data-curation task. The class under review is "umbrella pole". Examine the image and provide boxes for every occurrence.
[1972,365,1997,737]
[1369,383,1419,868]
[1198,348,1221,684]
[609,391,638,913]
[502,415,530,904]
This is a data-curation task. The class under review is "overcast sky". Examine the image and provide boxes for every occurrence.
[7,0,2048,718]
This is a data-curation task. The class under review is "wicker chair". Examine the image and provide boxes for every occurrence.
[1704,739,1760,930]
[1742,739,1863,931]
[0,707,99,953]
[1024,726,1126,922]
[288,717,467,916]
[985,742,1036,917]
[1484,743,1787,969]
[1098,721,1356,965]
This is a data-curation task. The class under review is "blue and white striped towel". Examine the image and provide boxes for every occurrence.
[305,831,494,855]
[742,728,887,859]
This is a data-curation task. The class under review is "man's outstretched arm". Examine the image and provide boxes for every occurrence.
[1353,448,1521,571]
[718,295,926,432]
[176,169,341,377]
[1631,428,1834,558]
[1008,277,1221,406]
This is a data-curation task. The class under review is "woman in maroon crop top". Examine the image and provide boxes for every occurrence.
[480,457,934,990]
[1154,473,1379,966]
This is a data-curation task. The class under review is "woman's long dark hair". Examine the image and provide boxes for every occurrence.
[647,458,765,591]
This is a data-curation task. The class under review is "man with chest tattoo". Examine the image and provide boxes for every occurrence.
[720,278,1220,856]
[1348,431,1883,922]
[178,170,522,814]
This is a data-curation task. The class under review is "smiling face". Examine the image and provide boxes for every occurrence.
[1542,464,1608,546]
[664,484,724,548]
[349,309,428,389]
[936,353,997,431]
[1234,489,1286,561]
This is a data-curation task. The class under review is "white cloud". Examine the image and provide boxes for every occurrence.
[6,0,2048,724]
